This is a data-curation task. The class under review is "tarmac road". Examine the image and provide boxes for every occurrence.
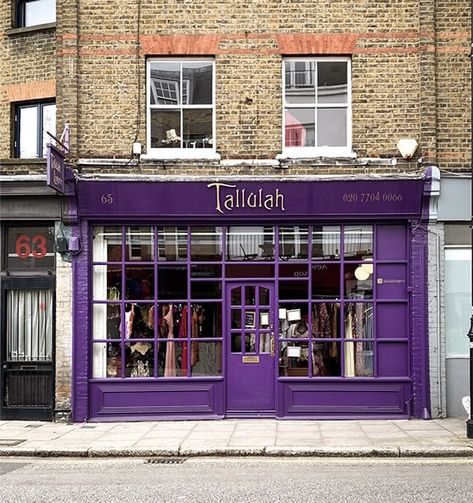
[0,456,472,503]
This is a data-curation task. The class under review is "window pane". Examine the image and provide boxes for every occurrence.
[158,266,187,300]
[279,303,309,338]
[6,226,55,270]
[125,226,154,261]
[344,225,373,259]
[312,303,340,338]
[42,104,56,157]
[285,108,315,147]
[317,62,348,104]
[279,281,308,300]
[191,303,222,338]
[191,281,221,300]
[191,342,222,376]
[445,249,471,357]
[285,60,315,104]
[158,226,187,261]
[191,265,221,278]
[93,342,121,378]
[19,106,38,158]
[279,226,308,260]
[190,227,222,261]
[344,341,374,377]
[93,265,121,301]
[279,342,309,376]
[182,62,213,104]
[93,303,121,340]
[150,109,181,148]
[344,264,373,299]
[126,341,154,377]
[317,108,347,147]
[93,226,122,262]
[149,62,180,105]
[227,226,275,261]
[24,0,56,27]
[126,303,154,339]
[158,342,185,377]
[313,341,341,376]
[245,332,256,352]
[126,266,154,300]
[183,109,213,148]
[312,264,340,299]
[312,225,341,260]
[344,303,374,338]
[6,289,53,361]
[157,303,185,339]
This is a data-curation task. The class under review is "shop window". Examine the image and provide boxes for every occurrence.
[147,59,215,158]
[190,227,222,261]
[16,0,56,28]
[283,58,351,157]
[14,101,56,158]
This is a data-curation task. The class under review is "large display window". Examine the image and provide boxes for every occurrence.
[91,223,408,383]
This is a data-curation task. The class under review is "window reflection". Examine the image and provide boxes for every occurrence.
[312,225,340,260]
[312,263,340,299]
[344,225,373,259]
[93,226,122,262]
[191,227,222,261]
[279,226,308,260]
[126,227,154,261]
[227,226,274,261]
[344,264,373,299]
[158,227,187,261]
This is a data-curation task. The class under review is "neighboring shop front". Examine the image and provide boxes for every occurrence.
[0,181,59,420]
[73,177,432,421]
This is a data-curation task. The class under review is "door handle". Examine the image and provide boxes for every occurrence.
[270,334,275,357]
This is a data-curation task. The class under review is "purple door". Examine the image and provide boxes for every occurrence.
[225,282,275,415]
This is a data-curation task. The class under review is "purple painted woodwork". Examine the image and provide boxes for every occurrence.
[71,178,432,422]
[225,283,275,413]
[77,180,424,219]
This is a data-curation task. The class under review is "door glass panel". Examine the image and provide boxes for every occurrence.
[245,286,256,305]
[231,287,241,305]
[259,311,270,327]
[260,333,271,353]
[231,309,242,329]
[231,334,242,353]
[259,287,270,306]
[245,333,256,353]
[6,289,53,361]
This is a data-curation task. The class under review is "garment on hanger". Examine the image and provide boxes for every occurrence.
[163,304,176,377]
[180,305,188,376]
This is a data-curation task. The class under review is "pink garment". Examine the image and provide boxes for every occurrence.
[164,304,176,377]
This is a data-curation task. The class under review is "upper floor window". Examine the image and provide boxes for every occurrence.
[17,0,56,28]
[283,57,351,157]
[147,59,215,158]
[15,101,56,158]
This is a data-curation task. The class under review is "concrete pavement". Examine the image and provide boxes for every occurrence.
[0,418,472,458]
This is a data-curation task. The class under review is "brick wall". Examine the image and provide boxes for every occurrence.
[1,0,470,174]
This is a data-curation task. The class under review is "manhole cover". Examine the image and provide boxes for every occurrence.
[0,439,26,447]
[0,463,29,476]
[146,458,186,465]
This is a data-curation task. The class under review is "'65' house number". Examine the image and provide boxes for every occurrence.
[101,194,114,204]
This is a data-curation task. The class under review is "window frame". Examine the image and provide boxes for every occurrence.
[16,0,56,28]
[14,100,56,159]
[146,58,217,160]
[282,56,352,158]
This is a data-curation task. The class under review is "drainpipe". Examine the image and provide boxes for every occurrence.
[467,0,473,439]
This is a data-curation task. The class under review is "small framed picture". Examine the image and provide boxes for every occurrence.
[287,309,301,322]
[245,311,256,328]
[260,312,269,326]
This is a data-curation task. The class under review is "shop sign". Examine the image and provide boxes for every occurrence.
[46,144,66,194]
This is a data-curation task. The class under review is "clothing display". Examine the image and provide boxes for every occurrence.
[129,342,152,377]
[344,303,374,377]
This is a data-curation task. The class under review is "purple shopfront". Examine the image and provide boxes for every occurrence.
[72,177,433,421]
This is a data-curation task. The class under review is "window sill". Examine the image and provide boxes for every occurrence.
[141,151,221,162]
[6,22,56,37]
[277,149,357,160]
[0,158,46,165]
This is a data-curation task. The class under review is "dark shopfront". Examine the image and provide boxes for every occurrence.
[73,177,433,421]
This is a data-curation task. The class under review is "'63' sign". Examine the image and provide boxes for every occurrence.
[15,234,48,259]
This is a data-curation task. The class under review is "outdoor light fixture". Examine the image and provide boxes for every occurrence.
[397,138,419,160]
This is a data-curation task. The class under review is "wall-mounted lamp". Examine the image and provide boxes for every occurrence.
[397,138,418,160]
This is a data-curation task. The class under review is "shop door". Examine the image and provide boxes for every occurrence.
[1,279,54,420]
[225,282,275,415]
